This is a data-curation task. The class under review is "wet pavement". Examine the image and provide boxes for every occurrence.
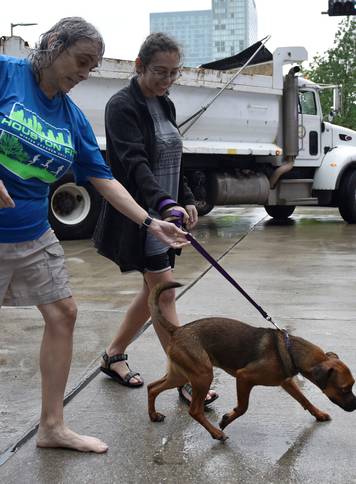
[1,206,356,483]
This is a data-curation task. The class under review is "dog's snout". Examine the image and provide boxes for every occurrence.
[342,400,356,412]
[330,393,356,412]
[344,395,356,412]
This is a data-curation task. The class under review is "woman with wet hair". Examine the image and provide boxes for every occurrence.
[0,19,188,454]
[30,16,106,79]
[95,32,218,406]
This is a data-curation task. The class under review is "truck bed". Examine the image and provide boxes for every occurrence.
[70,57,282,155]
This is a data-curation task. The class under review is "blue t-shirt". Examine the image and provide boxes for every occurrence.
[0,55,112,243]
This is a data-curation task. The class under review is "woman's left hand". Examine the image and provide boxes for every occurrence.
[184,204,198,230]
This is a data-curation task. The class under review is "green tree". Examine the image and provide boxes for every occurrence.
[303,18,355,130]
[0,133,28,162]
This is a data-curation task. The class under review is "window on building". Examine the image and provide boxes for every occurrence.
[215,40,226,52]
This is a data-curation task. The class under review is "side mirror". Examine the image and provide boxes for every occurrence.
[332,85,342,114]
[328,85,342,122]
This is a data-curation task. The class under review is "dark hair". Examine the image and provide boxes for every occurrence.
[138,32,182,66]
[29,17,105,80]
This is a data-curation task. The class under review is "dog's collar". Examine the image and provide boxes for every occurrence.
[282,329,299,376]
[273,329,299,378]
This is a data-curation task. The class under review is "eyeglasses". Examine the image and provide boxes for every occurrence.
[146,65,182,81]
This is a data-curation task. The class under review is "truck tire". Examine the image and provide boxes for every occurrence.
[195,198,214,216]
[48,173,102,240]
[265,205,296,220]
[338,170,356,223]
[188,170,214,216]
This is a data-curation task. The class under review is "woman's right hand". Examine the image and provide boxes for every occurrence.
[0,180,15,208]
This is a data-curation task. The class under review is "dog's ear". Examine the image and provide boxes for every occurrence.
[311,363,334,390]
[326,352,339,359]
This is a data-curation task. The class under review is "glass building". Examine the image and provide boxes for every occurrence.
[150,0,257,67]
[212,0,257,59]
[150,10,212,67]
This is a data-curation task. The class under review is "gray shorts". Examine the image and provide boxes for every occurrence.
[0,229,72,307]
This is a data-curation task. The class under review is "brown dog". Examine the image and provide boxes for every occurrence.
[147,281,356,441]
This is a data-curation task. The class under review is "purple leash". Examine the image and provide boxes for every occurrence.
[185,231,282,331]
[167,209,281,331]
[184,229,296,375]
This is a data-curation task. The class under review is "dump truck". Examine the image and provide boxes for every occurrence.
[1,35,356,239]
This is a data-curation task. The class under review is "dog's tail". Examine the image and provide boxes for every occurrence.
[148,281,183,335]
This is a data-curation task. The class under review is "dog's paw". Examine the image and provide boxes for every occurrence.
[212,431,229,442]
[219,413,232,430]
[150,412,166,423]
[315,411,331,422]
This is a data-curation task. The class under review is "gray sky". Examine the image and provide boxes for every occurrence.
[1,0,342,65]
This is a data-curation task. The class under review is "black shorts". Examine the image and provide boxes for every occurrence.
[144,249,176,273]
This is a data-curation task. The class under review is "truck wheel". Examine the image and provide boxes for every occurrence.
[338,170,356,223]
[195,198,214,216]
[188,170,214,216]
[48,173,102,240]
[265,205,296,220]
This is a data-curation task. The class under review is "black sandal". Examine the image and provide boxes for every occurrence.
[100,352,144,387]
[178,383,219,406]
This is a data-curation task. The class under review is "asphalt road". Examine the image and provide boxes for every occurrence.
[1,206,356,484]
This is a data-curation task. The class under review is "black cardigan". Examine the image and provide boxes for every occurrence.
[93,76,195,273]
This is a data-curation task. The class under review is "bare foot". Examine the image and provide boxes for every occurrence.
[37,425,108,453]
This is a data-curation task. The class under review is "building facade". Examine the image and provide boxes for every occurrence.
[150,10,212,67]
[150,0,257,67]
[212,0,257,60]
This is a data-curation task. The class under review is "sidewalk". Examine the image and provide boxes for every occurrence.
[1,207,356,484]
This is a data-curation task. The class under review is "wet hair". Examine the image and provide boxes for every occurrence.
[137,32,182,67]
[29,17,105,80]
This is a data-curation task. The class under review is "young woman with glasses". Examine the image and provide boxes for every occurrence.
[94,32,218,406]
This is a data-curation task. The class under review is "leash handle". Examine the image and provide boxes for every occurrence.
[164,208,185,228]
[185,232,281,329]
